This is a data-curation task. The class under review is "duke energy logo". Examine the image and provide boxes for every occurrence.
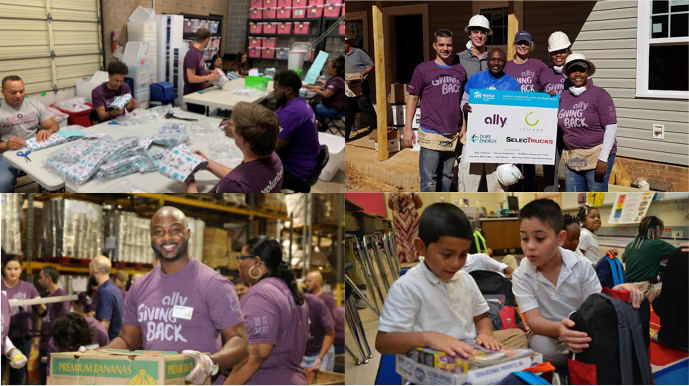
[471,134,497,144]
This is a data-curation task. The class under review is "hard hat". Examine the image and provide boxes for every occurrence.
[496,164,523,187]
[548,31,571,52]
[465,14,492,36]
[564,52,596,77]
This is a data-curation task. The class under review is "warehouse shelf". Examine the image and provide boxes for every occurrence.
[21,261,151,277]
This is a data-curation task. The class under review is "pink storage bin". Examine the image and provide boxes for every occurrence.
[263,37,277,48]
[307,50,315,61]
[324,4,341,17]
[249,36,263,47]
[250,8,262,19]
[263,7,276,18]
[250,0,263,8]
[307,5,323,18]
[308,0,324,5]
[278,0,292,7]
[262,47,275,58]
[276,7,291,18]
[329,0,342,3]
[263,22,277,33]
[293,0,307,6]
[249,47,262,58]
[292,7,306,18]
[250,22,263,33]
[294,21,310,34]
[264,0,275,7]
[277,22,292,34]
[339,22,345,35]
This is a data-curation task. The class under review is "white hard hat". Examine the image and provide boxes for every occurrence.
[548,31,571,52]
[564,52,596,77]
[465,14,493,36]
[496,164,523,187]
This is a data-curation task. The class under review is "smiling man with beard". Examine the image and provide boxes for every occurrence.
[99,206,249,384]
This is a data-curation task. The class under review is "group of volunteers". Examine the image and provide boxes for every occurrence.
[0,26,346,194]
[401,14,618,193]
[2,206,344,385]
[375,199,687,375]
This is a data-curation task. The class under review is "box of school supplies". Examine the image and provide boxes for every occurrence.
[396,345,543,385]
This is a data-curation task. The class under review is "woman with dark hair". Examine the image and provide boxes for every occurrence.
[1,255,44,384]
[230,51,250,77]
[305,56,345,121]
[210,54,224,72]
[225,236,309,385]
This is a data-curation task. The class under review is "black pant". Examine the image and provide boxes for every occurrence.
[282,169,307,192]
[186,102,206,115]
[543,128,566,192]
[344,78,377,140]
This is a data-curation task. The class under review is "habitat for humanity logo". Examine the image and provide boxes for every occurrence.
[473,90,496,102]
[471,134,497,143]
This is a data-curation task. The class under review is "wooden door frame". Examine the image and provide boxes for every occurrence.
[382,4,429,88]
[346,11,370,53]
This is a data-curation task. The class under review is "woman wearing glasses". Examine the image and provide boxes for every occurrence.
[226,236,309,385]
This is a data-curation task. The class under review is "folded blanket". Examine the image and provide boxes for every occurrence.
[152,131,189,148]
[47,140,98,164]
[25,133,69,151]
[156,144,208,183]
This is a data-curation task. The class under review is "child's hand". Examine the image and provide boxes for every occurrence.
[559,318,591,353]
[476,334,502,351]
[425,332,476,358]
[611,283,644,308]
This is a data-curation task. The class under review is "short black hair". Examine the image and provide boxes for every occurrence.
[42,266,60,283]
[563,213,579,230]
[107,60,129,76]
[520,199,563,233]
[434,29,454,42]
[1,75,23,90]
[52,314,92,352]
[418,203,473,246]
[274,70,302,96]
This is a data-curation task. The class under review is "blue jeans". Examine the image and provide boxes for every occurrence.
[565,153,616,192]
[420,146,459,192]
[0,154,21,193]
[314,102,339,118]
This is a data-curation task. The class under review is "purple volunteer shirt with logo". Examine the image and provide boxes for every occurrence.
[504,59,548,93]
[558,85,617,151]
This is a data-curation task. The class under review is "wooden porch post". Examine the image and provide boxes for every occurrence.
[507,0,523,60]
[373,2,389,161]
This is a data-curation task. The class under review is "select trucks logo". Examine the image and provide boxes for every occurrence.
[471,134,497,144]
[506,136,554,144]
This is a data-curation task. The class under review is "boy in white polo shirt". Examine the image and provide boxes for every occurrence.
[513,199,644,366]
[375,203,526,358]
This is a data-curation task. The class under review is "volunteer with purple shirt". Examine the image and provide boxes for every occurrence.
[274,70,322,192]
[46,313,109,376]
[183,102,284,193]
[37,266,70,384]
[1,256,45,385]
[504,31,548,192]
[304,56,346,118]
[404,29,467,193]
[302,294,335,372]
[226,236,309,385]
[304,270,344,354]
[91,60,138,123]
[100,207,249,385]
[559,53,617,192]
[183,28,221,115]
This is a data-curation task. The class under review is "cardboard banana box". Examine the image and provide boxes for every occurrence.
[48,349,209,385]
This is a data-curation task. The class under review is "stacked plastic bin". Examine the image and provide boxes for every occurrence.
[127,20,158,83]
[123,41,152,108]
[156,14,183,87]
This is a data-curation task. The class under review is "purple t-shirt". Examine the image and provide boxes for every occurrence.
[539,67,595,95]
[41,288,71,348]
[304,294,334,356]
[276,98,321,179]
[1,280,39,338]
[333,306,344,345]
[321,77,345,112]
[91,82,132,123]
[120,287,128,300]
[504,59,548,93]
[183,45,207,95]
[122,258,243,352]
[407,60,467,134]
[216,152,283,193]
[241,277,309,385]
[1,293,9,355]
[47,316,110,353]
[558,85,617,152]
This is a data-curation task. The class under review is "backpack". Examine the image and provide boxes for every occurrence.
[469,270,526,331]
[568,289,653,385]
[594,251,625,289]
[652,249,689,350]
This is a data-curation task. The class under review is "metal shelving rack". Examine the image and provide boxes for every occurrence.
[179,12,224,64]
[245,17,325,64]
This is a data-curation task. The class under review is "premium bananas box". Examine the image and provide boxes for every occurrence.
[48,349,207,385]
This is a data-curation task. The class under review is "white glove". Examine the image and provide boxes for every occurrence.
[182,350,219,385]
[7,348,27,369]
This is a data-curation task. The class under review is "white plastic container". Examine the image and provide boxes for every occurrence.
[76,78,100,103]
[288,42,312,70]
[122,41,150,64]
[129,6,155,22]
[317,132,345,181]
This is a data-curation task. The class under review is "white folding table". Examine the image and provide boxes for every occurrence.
[182,78,275,116]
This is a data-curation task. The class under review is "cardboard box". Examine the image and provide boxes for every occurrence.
[203,227,229,268]
[48,349,203,385]
[369,127,400,141]
[375,138,401,153]
[385,105,421,128]
[388,83,408,104]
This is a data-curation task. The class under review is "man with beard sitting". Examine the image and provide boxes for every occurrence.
[272,70,321,192]
[98,207,249,384]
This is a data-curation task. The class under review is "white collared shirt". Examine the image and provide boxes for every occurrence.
[461,253,508,276]
[578,228,601,264]
[512,247,602,323]
[378,258,489,341]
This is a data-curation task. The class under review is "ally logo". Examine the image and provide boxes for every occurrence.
[525,112,539,126]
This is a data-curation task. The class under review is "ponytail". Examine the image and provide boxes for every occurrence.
[246,236,304,306]
[576,205,590,225]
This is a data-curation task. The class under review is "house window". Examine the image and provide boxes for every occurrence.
[479,7,508,46]
[636,0,689,98]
